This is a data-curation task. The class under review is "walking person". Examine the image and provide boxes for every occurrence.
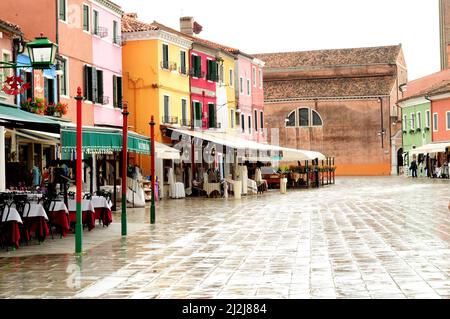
[410,159,418,178]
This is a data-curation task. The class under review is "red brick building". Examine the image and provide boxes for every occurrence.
[254,45,407,176]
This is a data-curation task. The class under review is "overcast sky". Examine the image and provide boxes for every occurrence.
[114,0,441,81]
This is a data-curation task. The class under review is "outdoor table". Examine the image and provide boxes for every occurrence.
[47,201,70,237]
[1,206,22,248]
[91,196,112,226]
[248,179,258,195]
[67,199,96,231]
[21,202,49,242]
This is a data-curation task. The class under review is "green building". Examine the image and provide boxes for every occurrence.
[398,96,432,170]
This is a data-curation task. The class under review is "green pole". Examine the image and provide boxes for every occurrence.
[121,104,129,236]
[75,87,83,254]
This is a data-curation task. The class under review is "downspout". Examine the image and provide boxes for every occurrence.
[380,97,384,149]
[55,0,60,103]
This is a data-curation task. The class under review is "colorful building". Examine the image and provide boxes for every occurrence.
[251,58,265,142]
[121,14,192,173]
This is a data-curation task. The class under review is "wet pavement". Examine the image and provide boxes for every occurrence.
[0,176,449,299]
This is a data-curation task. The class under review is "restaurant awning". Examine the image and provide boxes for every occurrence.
[60,127,151,154]
[410,142,450,155]
[0,101,60,133]
[156,142,180,160]
[168,128,326,161]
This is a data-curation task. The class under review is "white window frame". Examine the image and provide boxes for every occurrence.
[425,110,430,128]
[229,68,233,87]
[311,109,324,127]
[433,113,438,132]
[92,9,99,36]
[239,77,243,94]
[446,111,450,130]
[206,57,213,83]
[59,0,68,22]
[181,98,188,123]
[416,111,421,129]
[59,55,70,99]
[112,20,120,46]
[191,53,200,79]
[0,50,12,98]
[252,66,256,87]
[82,3,90,33]
[403,114,407,130]
[259,69,263,89]
[162,43,169,70]
[410,112,415,130]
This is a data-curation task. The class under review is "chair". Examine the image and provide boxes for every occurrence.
[83,193,92,200]
[0,194,12,249]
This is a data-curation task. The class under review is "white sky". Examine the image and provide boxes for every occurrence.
[114,0,441,81]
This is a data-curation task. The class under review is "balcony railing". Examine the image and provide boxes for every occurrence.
[94,27,108,38]
[97,95,110,105]
[113,36,123,45]
[162,116,178,125]
[169,62,177,71]
[181,118,191,127]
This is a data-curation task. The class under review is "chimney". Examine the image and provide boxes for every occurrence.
[180,16,194,36]
[124,13,138,19]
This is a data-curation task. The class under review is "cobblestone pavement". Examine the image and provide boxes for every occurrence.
[0,177,449,299]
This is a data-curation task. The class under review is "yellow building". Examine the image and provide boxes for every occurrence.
[217,51,237,132]
[122,14,192,174]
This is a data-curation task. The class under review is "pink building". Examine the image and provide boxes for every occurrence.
[189,45,218,130]
[91,0,123,127]
[236,54,253,139]
[251,58,265,142]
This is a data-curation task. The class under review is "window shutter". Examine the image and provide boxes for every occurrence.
[117,76,122,108]
[112,75,117,107]
[215,62,219,82]
[96,70,103,103]
[208,104,216,128]
[91,67,98,103]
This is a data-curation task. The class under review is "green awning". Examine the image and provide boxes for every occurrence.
[0,101,60,133]
[61,127,151,155]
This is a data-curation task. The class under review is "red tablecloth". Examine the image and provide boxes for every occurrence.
[94,207,112,227]
[69,211,96,231]
[1,221,21,249]
[24,216,49,242]
[47,210,70,237]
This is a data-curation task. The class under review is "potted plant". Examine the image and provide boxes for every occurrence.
[45,103,56,116]
[55,102,68,117]
[31,97,46,114]
[21,98,33,112]
[277,166,290,194]
[409,129,415,134]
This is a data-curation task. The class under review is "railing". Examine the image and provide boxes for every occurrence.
[189,68,204,78]
[181,118,191,127]
[162,116,178,125]
[113,36,123,45]
[97,95,110,105]
[94,27,108,38]
[169,62,177,71]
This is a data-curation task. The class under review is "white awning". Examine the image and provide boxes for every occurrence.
[410,142,450,155]
[168,128,327,161]
[156,142,180,160]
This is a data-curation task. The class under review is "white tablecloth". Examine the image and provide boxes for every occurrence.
[1,206,22,223]
[22,203,49,220]
[91,196,112,210]
[48,201,69,215]
[169,183,186,199]
[248,179,258,195]
[68,199,95,213]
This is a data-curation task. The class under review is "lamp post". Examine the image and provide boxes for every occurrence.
[122,103,129,236]
[75,87,83,254]
[149,116,156,224]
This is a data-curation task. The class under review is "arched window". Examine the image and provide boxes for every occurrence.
[286,110,296,127]
[298,108,309,126]
[312,110,323,126]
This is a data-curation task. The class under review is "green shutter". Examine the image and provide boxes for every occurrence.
[113,75,117,107]
[97,70,103,104]
[91,67,98,103]
[117,76,122,108]
[208,103,216,128]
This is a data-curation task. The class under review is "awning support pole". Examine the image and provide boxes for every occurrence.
[75,87,83,254]
[122,104,129,236]
[150,116,156,224]
[0,126,5,191]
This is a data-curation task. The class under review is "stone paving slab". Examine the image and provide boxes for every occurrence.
[0,176,449,299]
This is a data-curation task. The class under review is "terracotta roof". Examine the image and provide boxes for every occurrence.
[0,18,22,35]
[121,14,159,33]
[151,21,240,54]
[428,80,450,96]
[264,76,396,101]
[398,80,450,102]
[401,69,450,99]
[253,45,402,69]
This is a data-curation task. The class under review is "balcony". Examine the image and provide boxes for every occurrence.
[169,62,178,71]
[181,118,191,127]
[162,116,178,125]
[97,95,110,105]
[189,68,205,78]
[94,27,108,38]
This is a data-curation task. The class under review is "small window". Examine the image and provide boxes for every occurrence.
[229,69,233,87]
[447,111,450,130]
[83,4,90,32]
[410,113,415,130]
[180,51,186,74]
[112,75,122,108]
[417,112,421,129]
[58,57,68,96]
[219,64,224,83]
[1,52,11,92]
[193,101,202,127]
[113,20,119,44]
[59,0,67,21]
[312,110,323,126]
[403,114,407,130]
[433,113,438,131]
[230,109,234,128]
[44,78,55,105]
[93,10,99,35]
[208,103,216,128]
[241,113,245,132]
[239,77,243,94]
[260,111,264,130]
[248,115,252,133]
[163,95,170,123]
[286,110,295,127]
[259,69,263,89]
[254,110,258,131]
[162,44,169,69]
[181,99,187,125]
[247,79,251,95]
[252,67,256,87]
[426,110,430,128]
[298,108,309,127]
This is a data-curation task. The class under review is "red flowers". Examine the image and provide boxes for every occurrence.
[21,98,67,117]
